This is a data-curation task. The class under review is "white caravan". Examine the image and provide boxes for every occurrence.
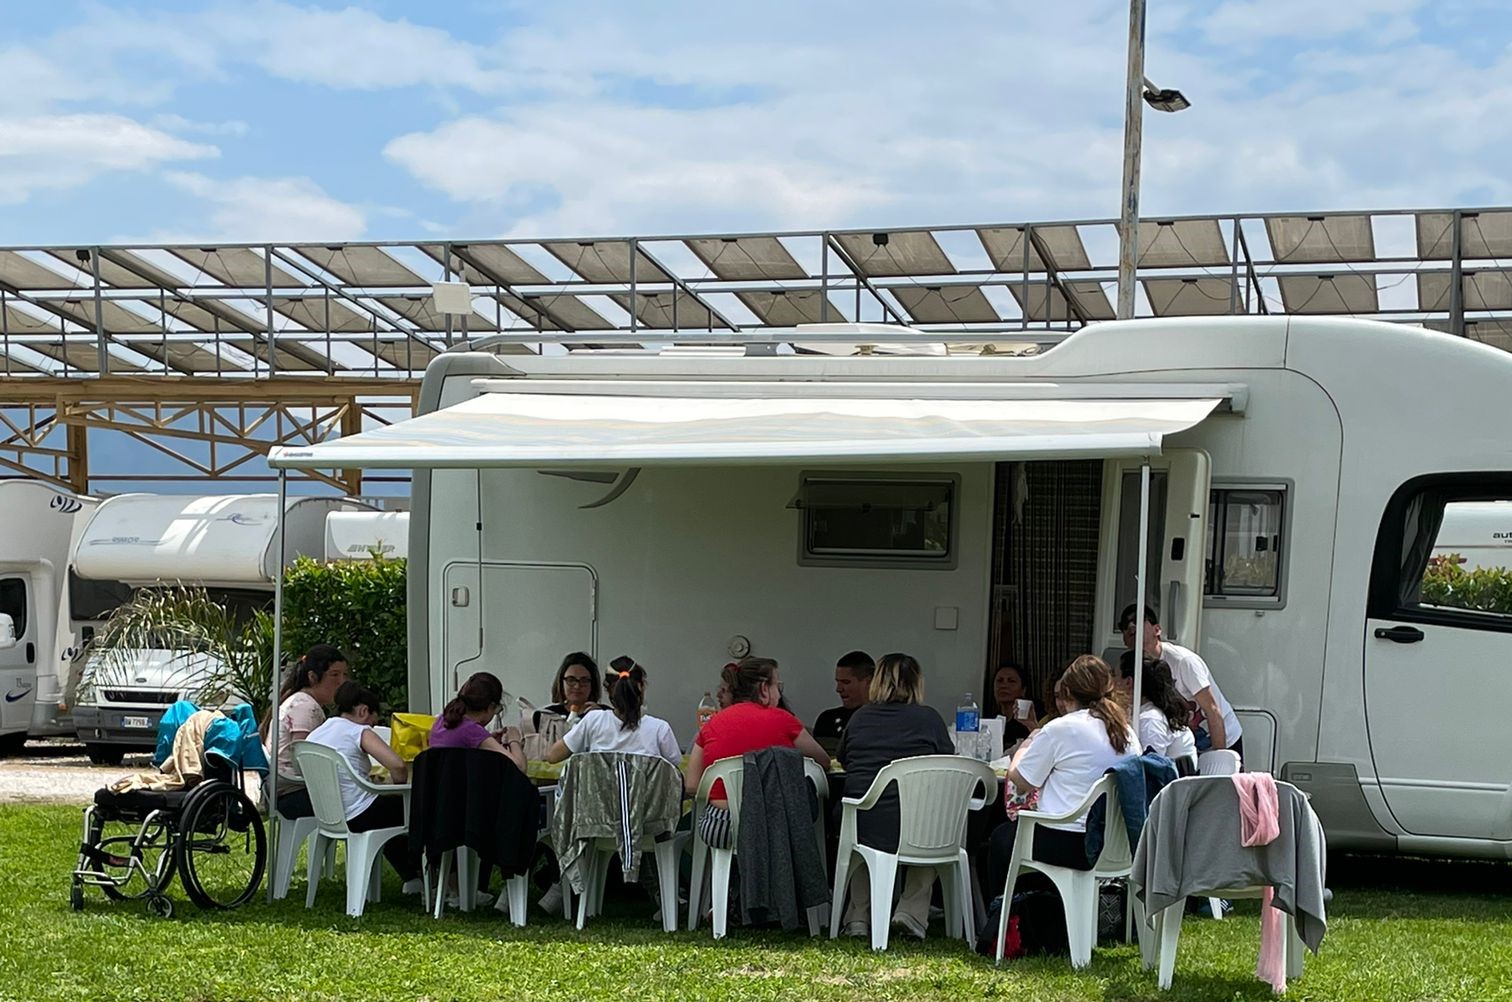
[324,510,410,561]
[71,493,366,763]
[269,316,1512,861]
[0,481,100,753]
[1432,501,1512,571]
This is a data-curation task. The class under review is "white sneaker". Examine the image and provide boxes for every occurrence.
[445,890,495,909]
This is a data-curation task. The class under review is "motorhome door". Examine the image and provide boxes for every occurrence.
[0,574,36,737]
[441,561,597,714]
[1094,450,1211,658]
[1366,492,1512,840]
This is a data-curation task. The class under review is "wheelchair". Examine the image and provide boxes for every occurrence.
[71,710,268,918]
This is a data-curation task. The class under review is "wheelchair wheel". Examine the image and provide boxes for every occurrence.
[175,784,266,910]
[92,827,177,902]
[146,894,174,919]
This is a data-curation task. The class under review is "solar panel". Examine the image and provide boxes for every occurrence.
[26,341,147,373]
[420,243,550,287]
[272,296,374,333]
[543,241,673,284]
[44,249,153,290]
[833,232,955,277]
[166,247,302,288]
[1,304,63,334]
[0,350,45,375]
[889,285,1000,324]
[376,295,497,332]
[1138,219,1230,267]
[294,246,425,287]
[153,297,265,335]
[47,299,161,334]
[1278,274,1379,314]
[357,338,441,372]
[1417,271,1512,312]
[976,225,1092,272]
[737,290,842,325]
[242,341,328,373]
[0,251,79,290]
[1009,279,1114,321]
[1142,277,1237,316]
[1266,215,1375,263]
[685,236,806,280]
[128,340,230,374]
[503,293,613,331]
[610,292,729,330]
[1416,211,1512,260]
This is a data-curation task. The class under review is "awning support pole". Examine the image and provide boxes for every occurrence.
[266,467,289,903]
[1131,461,1151,722]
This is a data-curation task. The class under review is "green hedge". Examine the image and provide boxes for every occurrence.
[1421,554,1512,615]
[280,556,409,712]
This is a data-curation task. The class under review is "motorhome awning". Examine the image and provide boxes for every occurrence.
[269,390,1222,469]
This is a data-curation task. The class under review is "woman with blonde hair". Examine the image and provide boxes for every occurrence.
[833,652,955,939]
[986,654,1137,895]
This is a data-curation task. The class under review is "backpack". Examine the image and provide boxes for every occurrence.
[977,890,1069,958]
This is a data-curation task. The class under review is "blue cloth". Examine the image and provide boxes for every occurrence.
[1083,751,1178,866]
[152,699,268,773]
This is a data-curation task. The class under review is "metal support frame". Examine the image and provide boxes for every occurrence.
[822,234,910,326]
[266,466,287,904]
[1028,229,1091,326]
[1449,210,1465,337]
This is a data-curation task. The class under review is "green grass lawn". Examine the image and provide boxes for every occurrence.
[2,804,1511,1001]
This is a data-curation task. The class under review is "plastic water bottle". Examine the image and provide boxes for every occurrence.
[956,692,981,759]
[697,691,718,731]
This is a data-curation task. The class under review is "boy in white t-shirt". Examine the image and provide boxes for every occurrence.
[1119,604,1243,757]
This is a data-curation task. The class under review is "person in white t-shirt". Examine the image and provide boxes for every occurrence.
[1118,650,1197,772]
[987,655,1138,896]
[1120,604,1243,758]
[545,658,681,766]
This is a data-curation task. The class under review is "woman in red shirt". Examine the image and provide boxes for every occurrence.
[685,656,830,848]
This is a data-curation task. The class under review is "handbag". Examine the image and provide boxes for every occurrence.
[517,697,570,761]
[389,712,437,762]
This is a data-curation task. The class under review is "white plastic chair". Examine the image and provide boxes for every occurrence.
[557,754,681,933]
[1196,749,1242,920]
[829,754,996,951]
[291,741,411,918]
[686,756,829,939]
[994,773,1133,968]
[270,812,320,900]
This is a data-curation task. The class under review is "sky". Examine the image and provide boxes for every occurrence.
[3,0,1512,248]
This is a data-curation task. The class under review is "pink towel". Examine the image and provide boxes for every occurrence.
[1232,773,1285,992]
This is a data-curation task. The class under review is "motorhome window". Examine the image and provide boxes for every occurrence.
[68,570,134,622]
[0,578,27,638]
[1205,488,1286,599]
[794,475,957,567]
[1114,470,1168,618]
[1416,499,1512,618]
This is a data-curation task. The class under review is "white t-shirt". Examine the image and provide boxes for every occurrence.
[1015,709,1138,832]
[563,708,681,765]
[1137,704,1197,762]
[306,716,377,821]
[1159,641,1243,745]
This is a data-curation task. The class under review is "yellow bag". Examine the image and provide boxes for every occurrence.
[389,712,436,762]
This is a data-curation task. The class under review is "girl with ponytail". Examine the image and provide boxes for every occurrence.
[986,655,1139,896]
[430,671,526,771]
[544,655,679,766]
[260,644,350,820]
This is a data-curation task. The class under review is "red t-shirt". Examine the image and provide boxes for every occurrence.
[694,701,804,800]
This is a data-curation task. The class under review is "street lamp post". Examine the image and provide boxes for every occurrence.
[1115,0,1190,320]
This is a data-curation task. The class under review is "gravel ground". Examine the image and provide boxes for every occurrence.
[0,740,156,804]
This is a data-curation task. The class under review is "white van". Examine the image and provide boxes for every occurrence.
[0,481,100,754]
[271,316,1512,861]
[1432,501,1512,571]
[71,493,367,763]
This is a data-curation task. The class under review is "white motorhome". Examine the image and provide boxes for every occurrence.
[324,510,410,561]
[270,316,1512,861]
[1432,501,1512,571]
[0,481,100,753]
[71,493,366,763]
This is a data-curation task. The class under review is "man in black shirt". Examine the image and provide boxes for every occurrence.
[812,650,875,749]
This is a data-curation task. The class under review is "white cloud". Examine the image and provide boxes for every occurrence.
[158,172,367,242]
[150,113,250,137]
[0,114,216,204]
[1202,0,1424,44]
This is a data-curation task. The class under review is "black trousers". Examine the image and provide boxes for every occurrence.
[986,816,1092,899]
[275,788,313,820]
[349,794,419,881]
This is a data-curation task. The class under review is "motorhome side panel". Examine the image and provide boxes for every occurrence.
[451,463,992,747]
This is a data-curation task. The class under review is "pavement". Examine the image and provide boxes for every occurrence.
[0,740,156,804]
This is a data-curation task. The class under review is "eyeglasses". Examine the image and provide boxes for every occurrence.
[563,675,593,687]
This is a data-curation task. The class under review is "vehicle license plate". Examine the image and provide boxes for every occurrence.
[122,715,152,729]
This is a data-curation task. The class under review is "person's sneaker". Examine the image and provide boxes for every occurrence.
[842,920,869,938]
[891,912,928,940]
[401,878,424,896]
[446,890,495,909]
[537,882,564,915]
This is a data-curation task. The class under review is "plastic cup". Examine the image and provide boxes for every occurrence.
[1015,698,1033,720]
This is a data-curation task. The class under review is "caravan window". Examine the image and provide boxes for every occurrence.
[1205,486,1287,601]
[0,578,26,638]
[1369,475,1512,631]
[793,474,958,568]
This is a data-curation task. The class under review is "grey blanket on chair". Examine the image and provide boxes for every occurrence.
[736,746,829,929]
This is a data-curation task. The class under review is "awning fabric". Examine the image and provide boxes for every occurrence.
[269,390,1222,470]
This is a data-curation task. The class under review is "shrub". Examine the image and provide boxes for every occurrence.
[280,556,409,712]
[1420,554,1512,615]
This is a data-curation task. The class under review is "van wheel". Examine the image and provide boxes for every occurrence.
[0,732,26,757]
[85,745,125,766]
